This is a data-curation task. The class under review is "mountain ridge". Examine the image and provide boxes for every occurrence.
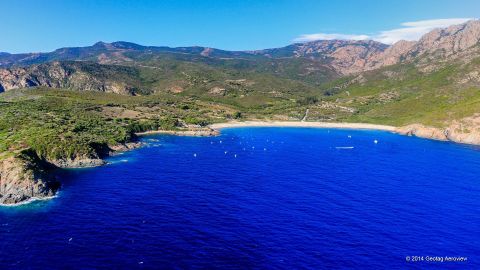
[1,19,479,76]
[1,19,479,95]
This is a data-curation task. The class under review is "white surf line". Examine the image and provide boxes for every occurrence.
[0,194,58,207]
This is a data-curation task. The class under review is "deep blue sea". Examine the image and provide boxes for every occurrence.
[1,127,480,269]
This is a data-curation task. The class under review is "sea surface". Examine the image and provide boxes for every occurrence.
[1,128,479,269]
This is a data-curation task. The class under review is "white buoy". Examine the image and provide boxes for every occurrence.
[348,135,352,138]
[374,140,378,144]
[224,151,228,154]
[193,153,197,157]
[234,154,237,158]
[219,140,222,144]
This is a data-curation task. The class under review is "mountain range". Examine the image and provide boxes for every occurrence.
[2,19,480,204]
[1,20,480,124]
[2,20,480,73]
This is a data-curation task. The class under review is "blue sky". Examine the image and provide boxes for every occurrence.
[0,0,479,53]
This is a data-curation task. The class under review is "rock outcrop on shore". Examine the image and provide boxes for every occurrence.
[109,142,144,152]
[50,157,106,168]
[396,115,480,145]
[0,127,216,206]
[0,151,59,205]
[136,127,220,137]
[0,141,146,205]
[396,124,448,142]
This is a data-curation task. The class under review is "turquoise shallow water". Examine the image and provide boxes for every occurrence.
[1,127,479,269]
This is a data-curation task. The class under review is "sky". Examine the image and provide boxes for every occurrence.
[0,0,479,53]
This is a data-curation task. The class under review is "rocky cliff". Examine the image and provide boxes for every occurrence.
[365,20,480,71]
[0,61,140,95]
[256,20,480,74]
[0,141,145,205]
[396,114,480,145]
[0,151,59,205]
[253,40,389,75]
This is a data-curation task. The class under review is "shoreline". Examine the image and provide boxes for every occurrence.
[209,121,480,146]
[135,128,219,137]
[209,121,396,132]
[2,120,476,207]
[0,194,58,207]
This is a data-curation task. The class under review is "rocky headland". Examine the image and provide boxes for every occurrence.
[396,115,480,145]
[0,150,59,205]
[0,141,144,205]
[0,127,219,206]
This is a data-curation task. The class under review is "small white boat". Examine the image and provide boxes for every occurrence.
[335,146,354,149]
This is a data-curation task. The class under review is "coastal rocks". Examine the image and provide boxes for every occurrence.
[50,157,106,168]
[0,152,59,205]
[136,127,220,137]
[170,128,220,137]
[396,124,448,141]
[109,142,144,152]
[49,142,144,168]
[444,116,480,145]
[396,117,480,145]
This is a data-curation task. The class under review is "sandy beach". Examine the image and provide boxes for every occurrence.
[209,121,396,132]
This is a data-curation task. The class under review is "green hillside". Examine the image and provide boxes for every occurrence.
[314,56,480,127]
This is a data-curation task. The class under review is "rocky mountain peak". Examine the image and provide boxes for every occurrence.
[360,20,480,72]
[411,19,480,56]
